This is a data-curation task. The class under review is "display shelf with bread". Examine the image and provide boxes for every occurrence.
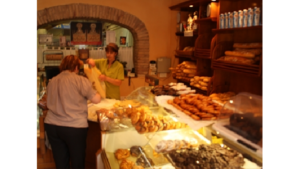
[211,42,262,77]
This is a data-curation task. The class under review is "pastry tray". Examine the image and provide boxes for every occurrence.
[212,119,262,158]
[144,128,211,153]
[164,149,262,169]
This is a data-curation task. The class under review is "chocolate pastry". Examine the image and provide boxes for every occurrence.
[136,156,154,168]
[130,146,143,157]
[168,144,245,169]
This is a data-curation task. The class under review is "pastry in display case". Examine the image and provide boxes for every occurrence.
[99,88,262,169]
[212,92,263,158]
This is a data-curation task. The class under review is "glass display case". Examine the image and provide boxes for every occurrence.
[98,89,263,169]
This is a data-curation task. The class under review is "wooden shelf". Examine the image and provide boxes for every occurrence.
[175,31,198,37]
[212,26,262,34]
[195,17,217,23]
[175,55,196,61]
[212,60,261,77]
[194,49,211,59]
[169,0,211,11]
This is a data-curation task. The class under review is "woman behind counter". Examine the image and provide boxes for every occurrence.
[87,43,124,100]
[44,55,101,169]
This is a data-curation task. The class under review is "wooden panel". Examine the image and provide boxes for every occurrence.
[85,121,101,168]
[212,69,262,95]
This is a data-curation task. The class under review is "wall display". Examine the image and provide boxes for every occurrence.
[120,36,127,45]
[70,22,102,45]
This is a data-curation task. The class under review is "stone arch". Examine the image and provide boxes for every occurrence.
[37,3,149,75]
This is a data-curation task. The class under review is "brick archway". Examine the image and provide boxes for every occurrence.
[37,3,149,75]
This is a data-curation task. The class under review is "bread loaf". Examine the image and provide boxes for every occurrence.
[233,43,262,49]
[84,67,106,98]
[183,69,197,74]
[201,86,208,91]
[234,48,262,55]
[222,56,254,64]
[200,82,208,86]
[225,51,255,58]
[46,54,62,60]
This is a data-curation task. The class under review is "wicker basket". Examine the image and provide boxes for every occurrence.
[175,50,194,57]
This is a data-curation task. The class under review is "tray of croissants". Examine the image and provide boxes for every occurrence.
[166,93,234,121]
[96,104,188,133]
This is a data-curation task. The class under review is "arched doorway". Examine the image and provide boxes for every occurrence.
[37,3,150,75]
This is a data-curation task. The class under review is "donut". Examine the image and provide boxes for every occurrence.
[130,146,143,157]
[114,149,130,160]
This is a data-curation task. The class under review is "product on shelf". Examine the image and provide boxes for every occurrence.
[119,159,135,169]
[150,85,178,96]
[155,139,198,153]
[218,42,262,65]
[167,94,233,121]
[228,113,262,147]
[114,100,142,108]
[233,42,262,49]
[130,146,144,157]
[170,61,197,82]
[167,144,245,169]
[209,91,236,104]
[136,156,154,168]
[190,76,211,91]
[115,149,131,160]
[132,109,187,134]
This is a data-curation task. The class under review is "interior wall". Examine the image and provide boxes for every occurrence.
[37,0,187,97]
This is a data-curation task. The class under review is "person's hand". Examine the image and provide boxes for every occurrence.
[86,58,95,67]
[99,74,106,81]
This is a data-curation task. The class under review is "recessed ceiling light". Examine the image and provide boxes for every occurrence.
[189,5,193,7]
[212,0,216,1]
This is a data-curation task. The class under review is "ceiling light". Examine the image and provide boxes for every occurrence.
[212,0,216,1]
[189,5,193,7]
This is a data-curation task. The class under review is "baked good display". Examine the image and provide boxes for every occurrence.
[150,85,178,96]
[136,156,155,168]
[114,149,130,160]
[155,139,198,153]
[233,42,262,49]
[217,42,262,65]
[167,94,230,120]
[130,146,144,157]
[132,166,144,169]
[190,76,212,91]
[209,91,236,104]
[227,112,262,146]
[170,61,197,82]
[131,108,187,134]
[119,159,135,169]
[167,144,245,169]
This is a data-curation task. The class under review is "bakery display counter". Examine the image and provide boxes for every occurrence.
[84,87,262,169]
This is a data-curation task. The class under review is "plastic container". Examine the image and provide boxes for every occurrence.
[213,92,263,157]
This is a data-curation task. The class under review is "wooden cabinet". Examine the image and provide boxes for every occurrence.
[170,0,218,96]
[170,0,262,96]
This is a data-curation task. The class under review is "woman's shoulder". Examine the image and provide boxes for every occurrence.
[114,61,124,68]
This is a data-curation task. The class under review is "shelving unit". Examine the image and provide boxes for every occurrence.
[170,0,263,94]
[212,26,262,33]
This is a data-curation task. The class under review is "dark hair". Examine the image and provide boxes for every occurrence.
[59,55,83,72]
[105,43,119,60]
